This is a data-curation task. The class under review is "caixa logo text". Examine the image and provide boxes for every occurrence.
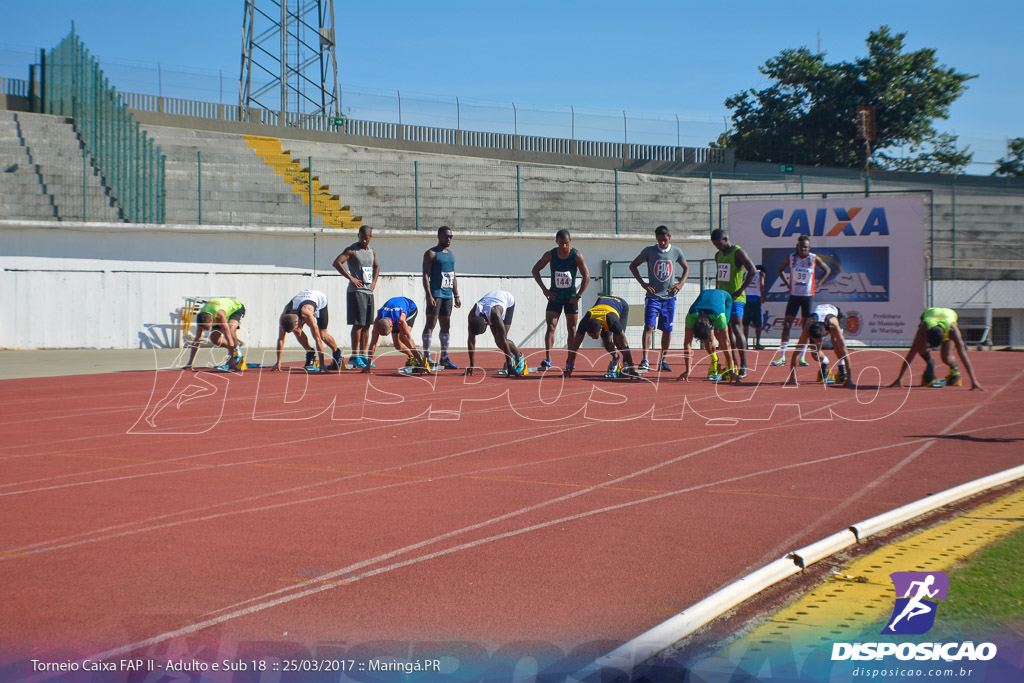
[761,207,890,237]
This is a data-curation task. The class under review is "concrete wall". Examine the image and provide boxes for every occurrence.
[0,220,721,350]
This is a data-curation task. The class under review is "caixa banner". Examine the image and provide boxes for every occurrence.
[728,196,926,343]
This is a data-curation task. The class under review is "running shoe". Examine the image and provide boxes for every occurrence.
[638,358,650,372]
[440,356,459,370]
[797,357,809,367]
[946,370,962,387]
[606,354,621,375]
[659,360,671,372]
[514,353,527,376]
[770,356,786,366]
[306,350,316,367]
[921,361,936,386]
[540,359,552,370]
[348,355,361,367]
[334,350,348,369]
[405,355,417,367]
[738,366,748,379]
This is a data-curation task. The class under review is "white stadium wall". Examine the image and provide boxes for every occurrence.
[0,220,719,350]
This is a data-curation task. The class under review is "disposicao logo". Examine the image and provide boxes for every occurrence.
[831,571,998,663]
[882,571,947,635]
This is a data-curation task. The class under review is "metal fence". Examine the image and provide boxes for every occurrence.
[39,30,165,223]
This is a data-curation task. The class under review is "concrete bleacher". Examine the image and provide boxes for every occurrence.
[0,111,121,222]
[139,124,325,227]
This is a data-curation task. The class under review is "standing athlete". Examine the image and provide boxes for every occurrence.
[773,236,831,367]
[531,229,591,371]
[743,265,767,350]
[629,225,689,372]
[711,229,757,378]
[333,225,379,368]
[422,225,461,370]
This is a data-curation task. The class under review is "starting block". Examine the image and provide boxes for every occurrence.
[398,366,443,375]
[605,370,641,380]
[497,366,535,377]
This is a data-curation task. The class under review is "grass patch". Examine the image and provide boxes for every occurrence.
[936,524,1024,634]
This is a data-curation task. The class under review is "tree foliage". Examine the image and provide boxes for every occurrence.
[992,137,1024,177]
[717,26,975,172]
[877,132,972,174]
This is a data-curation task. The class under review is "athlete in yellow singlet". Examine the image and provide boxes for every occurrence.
[889,307,983,390]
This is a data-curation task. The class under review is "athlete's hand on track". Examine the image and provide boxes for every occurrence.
[361,366,372,374]
[970,384,985,391]
[268,364,281,373]
[677,370,689,382]
[887,379,903,388]
[465,367,475,377]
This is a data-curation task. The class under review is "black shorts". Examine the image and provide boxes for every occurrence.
[785,295,812,319]
[546,300,579,316]
[347,290,375,327]
[426,297,455,317]
[404,308,419,329]
[496,303,515,327]
[229,306,245,323]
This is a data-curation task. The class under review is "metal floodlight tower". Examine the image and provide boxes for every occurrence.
[240,0,338,121]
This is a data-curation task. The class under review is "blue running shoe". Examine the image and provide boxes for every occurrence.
[797,357,809,367]
[514,353,527,376]
[659,360,671,372]
[361,355,375,368]
[540,359,552,370]
[350,355,366,368]
[441,356,459,370]
[606,353,621,374]
[639,358,650,372]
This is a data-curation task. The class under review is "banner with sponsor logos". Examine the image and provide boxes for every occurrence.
[728,196,925,343]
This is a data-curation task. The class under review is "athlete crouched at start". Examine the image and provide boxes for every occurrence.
[783,304,856,389]
[677,289,734,382]
[889,307,983,390]
[565,295,639,378]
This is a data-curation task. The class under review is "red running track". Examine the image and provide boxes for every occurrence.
[1,348,1022,675]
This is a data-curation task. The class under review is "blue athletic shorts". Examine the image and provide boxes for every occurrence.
[730,301,745,321]
[644,297,676,333]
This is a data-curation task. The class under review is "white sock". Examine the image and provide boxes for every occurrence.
[422,332,432,356]
[778,341,789,358]
[798,345,807,360]
[439,332,450,357]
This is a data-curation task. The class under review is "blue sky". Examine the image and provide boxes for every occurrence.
[2,0,1021,173]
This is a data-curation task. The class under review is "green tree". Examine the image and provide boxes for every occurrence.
[717,26,975,171]
[877,132,972,174]
[992,137,1024,177]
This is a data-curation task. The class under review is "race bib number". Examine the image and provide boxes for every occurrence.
[794,267,812,284]
[554,270,573,289]
[361,266,374,284]
[441,271,455,289]
[717,263,731,282]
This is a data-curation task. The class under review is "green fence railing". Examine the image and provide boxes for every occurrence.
[40,28,165,223]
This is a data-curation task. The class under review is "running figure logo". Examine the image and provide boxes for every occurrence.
[881,572,949,635]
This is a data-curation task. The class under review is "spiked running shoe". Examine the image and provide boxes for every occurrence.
[440,356,459,370]
[797,357,809,366]
[771,356,786,367]
[607,354,621,375]
[540,359,552,370]
[638,358,650,372]
[659,360,672,372]
[946,370,962,387]
[514,354,527,376]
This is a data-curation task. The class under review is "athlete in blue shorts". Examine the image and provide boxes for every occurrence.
[630,225,689,372]
[364,296,427,372]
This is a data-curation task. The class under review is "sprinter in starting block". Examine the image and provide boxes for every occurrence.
[466,290,528,377]
[364,296,431,374]
[783,304,855,388]
[888,308,983,390]
[271,289,343,373]
[184,297,247,371]
[677,289,737,383]
[565,295,640,379]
